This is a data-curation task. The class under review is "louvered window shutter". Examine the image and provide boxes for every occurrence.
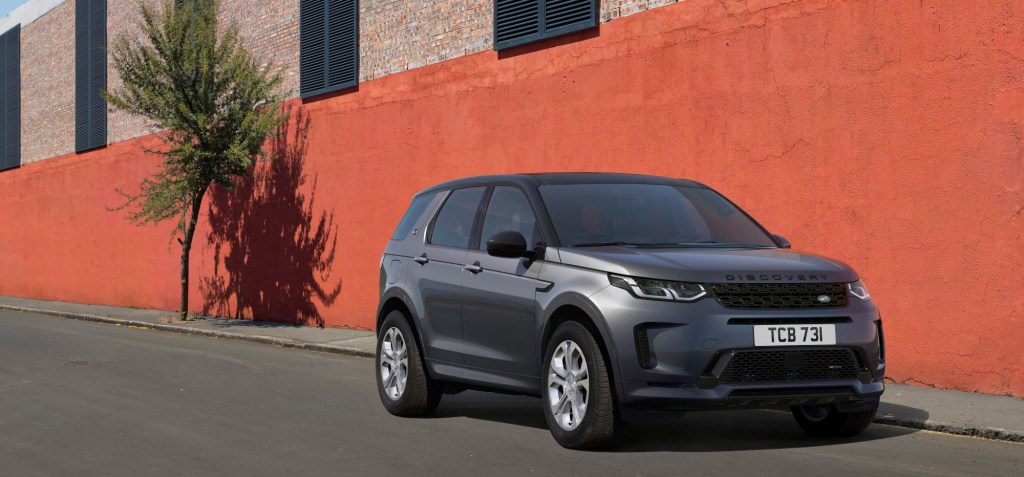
[0,25,19,171]
[75,0,107,153]
[494,0,596,51]
[300,0,359,98]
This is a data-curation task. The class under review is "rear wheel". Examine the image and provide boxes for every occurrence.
[376,311,442,416]
[541,321,625,449]
[791,404,877,437]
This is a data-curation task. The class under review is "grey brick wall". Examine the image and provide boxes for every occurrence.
[602,0,682,22]
[16,0,680,163]
[361,0,493,81]
[20,0,74,164]
[220,0,300,95]
[108,0,301,144]
[107,0,150,146]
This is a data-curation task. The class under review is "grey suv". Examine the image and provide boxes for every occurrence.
[375,173,884,449]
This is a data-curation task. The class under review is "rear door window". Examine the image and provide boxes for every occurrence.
[391,192,439,240]
[429,187,486,249]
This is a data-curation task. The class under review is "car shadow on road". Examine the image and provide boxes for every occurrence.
[431,391,926,452]
[432,392,550,430]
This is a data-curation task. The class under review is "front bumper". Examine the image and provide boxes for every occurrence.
[619,379,884,413]
[588,285,886,411]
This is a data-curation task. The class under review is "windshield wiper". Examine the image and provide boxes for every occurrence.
[607,241,772,248]
[572,241,773,248]
[674,241,773,248]
[571,241,637,248]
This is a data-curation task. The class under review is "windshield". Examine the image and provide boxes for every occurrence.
[538,184,777,248]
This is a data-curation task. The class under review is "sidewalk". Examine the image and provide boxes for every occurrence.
[0,295,375,358]
[1,295,1021,443]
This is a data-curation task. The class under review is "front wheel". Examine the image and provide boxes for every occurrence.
[541,321,625,449]
[375,311,442,416]
[791,404,877,437]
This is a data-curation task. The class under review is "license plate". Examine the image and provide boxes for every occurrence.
[754,324,836,346]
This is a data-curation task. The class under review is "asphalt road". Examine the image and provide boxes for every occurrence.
[1,310,1021,477]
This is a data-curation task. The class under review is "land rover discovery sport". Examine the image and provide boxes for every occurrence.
[375,173,885,449]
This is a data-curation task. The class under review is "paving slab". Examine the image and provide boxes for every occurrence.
[878,383,1024,441]
[1,295,1022,442]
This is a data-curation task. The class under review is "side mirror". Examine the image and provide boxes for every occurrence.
[772,234,792,249]
[486,231,535,259]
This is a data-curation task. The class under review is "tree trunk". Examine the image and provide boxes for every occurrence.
[179,187,208,321]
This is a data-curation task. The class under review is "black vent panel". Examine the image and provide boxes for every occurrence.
[494,0,596,51]
[0,25,19,171]
[719,349,860,383]
[300,0,359,98]
[495,0,540,46]
[327,0,358,87]
[545,0,593,30]
[711,283,849,309]
[76,0,107,152]
[299,0,327,94]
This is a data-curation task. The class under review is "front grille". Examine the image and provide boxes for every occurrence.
[710,283,849,309]
[719,349,860,383]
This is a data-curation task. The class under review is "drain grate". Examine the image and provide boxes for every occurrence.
[64,360,115,368]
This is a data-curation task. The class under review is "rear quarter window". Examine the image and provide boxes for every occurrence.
[391,192,439,240]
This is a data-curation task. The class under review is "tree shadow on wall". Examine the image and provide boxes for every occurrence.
[201,107,341,327]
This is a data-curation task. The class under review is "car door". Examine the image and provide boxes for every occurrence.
[407,186,486,365]
[461,186,546,377]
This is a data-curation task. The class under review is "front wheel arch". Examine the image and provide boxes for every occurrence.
[539,296,621,401]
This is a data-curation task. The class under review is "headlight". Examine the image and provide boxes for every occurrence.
[848,279,871,301]
[609,274,707,302]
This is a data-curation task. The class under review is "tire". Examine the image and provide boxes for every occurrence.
[541,321,625,449]
[791,404,877,437]
[375,311,442,416]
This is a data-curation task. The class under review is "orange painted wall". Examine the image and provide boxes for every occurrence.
[0,0,1021,396]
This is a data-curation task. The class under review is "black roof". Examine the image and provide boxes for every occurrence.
[416,172,707,196]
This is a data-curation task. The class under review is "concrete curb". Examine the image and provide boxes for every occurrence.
[873,415,1024,443]
[0,304,375,359]
[4,302,1022,444]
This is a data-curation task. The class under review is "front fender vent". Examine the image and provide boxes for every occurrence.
[634,325,652,369]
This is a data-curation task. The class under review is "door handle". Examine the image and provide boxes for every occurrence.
[414,254,429,265]
[464,261,483,274]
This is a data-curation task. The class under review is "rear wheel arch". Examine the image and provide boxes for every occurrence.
[377,294,424,349]
[377,296,411,330]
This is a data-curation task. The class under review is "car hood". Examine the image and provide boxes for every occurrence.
[555,246,858,284]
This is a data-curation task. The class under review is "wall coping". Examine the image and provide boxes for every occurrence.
[0,0,64,33]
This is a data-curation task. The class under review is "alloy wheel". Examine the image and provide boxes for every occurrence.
[379,327,409,400]
[547,340,590,431]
